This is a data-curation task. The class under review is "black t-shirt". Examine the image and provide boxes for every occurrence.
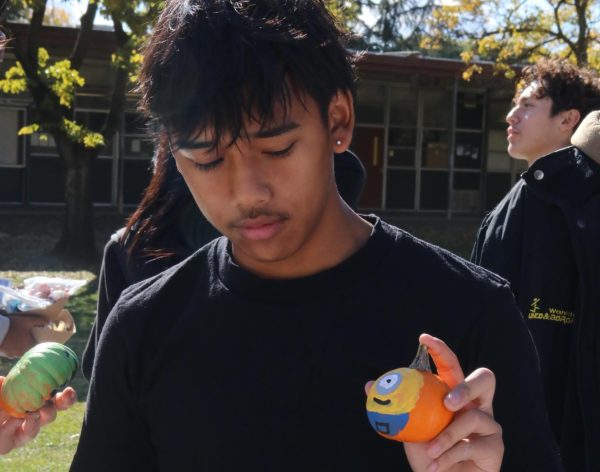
[72,217,561,471]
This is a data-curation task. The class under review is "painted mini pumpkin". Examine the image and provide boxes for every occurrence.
[0,342,78,418]
[365,344,454,442]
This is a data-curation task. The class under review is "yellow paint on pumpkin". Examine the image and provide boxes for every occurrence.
[365,368,423,415]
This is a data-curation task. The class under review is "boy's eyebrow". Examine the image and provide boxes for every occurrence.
[175,140,212,150]
[176,122,301,149]
[253,122,300,139]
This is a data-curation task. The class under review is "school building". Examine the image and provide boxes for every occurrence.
[0,24,524,214]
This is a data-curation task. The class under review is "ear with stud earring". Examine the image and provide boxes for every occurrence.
[335,139,342,146]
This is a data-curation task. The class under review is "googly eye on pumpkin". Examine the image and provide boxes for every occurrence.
[0,342,79,418]
[365,343,454,443]
[376,372,402,395]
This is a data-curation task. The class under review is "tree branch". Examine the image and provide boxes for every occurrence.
[101,16,130,142]
[26,0,47,68]
[70,0,99,70]
[575,0,589,64]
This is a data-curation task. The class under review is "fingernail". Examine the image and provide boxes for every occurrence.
[427,461,439,472]
[427,442,441,458]
[445,390,462,407]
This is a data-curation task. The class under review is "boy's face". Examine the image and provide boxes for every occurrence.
[505,82,573,165]
[172,91,352,277]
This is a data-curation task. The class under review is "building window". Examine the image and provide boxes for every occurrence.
[355,84,386,124]
[0,108,25,166]
[122,111,153,205]
[484,97,525,209]
[452,92,484,212]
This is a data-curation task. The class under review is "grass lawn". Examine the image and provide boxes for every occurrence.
[0,209,482,470]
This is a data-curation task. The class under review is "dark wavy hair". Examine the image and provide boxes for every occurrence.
[122,134,192,258]
[517,59,600,128]
[137,0,357,147]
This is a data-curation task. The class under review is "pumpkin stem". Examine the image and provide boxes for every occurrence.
[409,344,432,372]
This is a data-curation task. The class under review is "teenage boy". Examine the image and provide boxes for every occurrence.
[471,59,600,471]
[0,30,77,456]
[71,1,561,470]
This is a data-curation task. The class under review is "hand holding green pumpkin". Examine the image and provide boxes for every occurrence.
[0,342,78,418]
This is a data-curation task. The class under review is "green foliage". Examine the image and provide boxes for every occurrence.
[0,47,86,107]
[350,0,464,54]
[62,119,105,149]
[326,0,362,30]
[0,62,27,94]
[46,57,85,108]
[17,123,40,135]
[427,0,600,78]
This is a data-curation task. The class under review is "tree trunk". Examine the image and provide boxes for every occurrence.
[53,139,97,263]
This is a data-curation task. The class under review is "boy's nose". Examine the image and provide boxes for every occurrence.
[230,153,272,211]
[506,107,519,125]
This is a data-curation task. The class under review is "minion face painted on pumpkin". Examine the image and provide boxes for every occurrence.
[365,368,423,437]
[365,344,454,443]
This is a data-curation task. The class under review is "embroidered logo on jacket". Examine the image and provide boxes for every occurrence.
[528,297,574,325]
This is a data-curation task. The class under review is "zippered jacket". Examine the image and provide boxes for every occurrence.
[471,143,600,471]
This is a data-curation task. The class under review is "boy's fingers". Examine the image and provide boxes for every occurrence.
[38,402,57,427]
[54,387,77,411]
[427,409,502,460]
[0,418,22,454]
[444,367,496,413]
[14,413,41,448]
[431,435,504,472]
[419,333,464,388]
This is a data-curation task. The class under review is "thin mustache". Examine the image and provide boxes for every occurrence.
[230,208,290,226]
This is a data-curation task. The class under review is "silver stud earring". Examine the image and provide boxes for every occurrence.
[335,139,342,146]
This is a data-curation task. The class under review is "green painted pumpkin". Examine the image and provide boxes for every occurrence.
[0,342,78,417]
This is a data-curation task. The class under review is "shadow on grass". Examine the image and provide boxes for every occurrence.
[0,211,126,272]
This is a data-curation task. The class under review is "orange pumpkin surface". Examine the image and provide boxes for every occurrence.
[365,344,454,442]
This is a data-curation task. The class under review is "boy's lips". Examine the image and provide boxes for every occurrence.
[235,216,286,241]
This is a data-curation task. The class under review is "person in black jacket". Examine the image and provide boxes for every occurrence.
[471,59,600,471]
[81,137,365,380]
[71,1,561,470]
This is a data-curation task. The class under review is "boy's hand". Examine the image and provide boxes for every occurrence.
[0,377,77,455]
[365,334,503,472]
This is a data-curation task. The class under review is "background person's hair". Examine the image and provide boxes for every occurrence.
[516,59,600,129]
[137,0,357,147]
[122,134,192,259]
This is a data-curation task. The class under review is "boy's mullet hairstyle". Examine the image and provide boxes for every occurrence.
[138,0,357,148]
[516,59,600,128]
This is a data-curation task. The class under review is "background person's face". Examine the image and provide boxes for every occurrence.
[505,83,571,165]
[172,93,345,277]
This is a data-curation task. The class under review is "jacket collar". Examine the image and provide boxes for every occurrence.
[522,146,600,204]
